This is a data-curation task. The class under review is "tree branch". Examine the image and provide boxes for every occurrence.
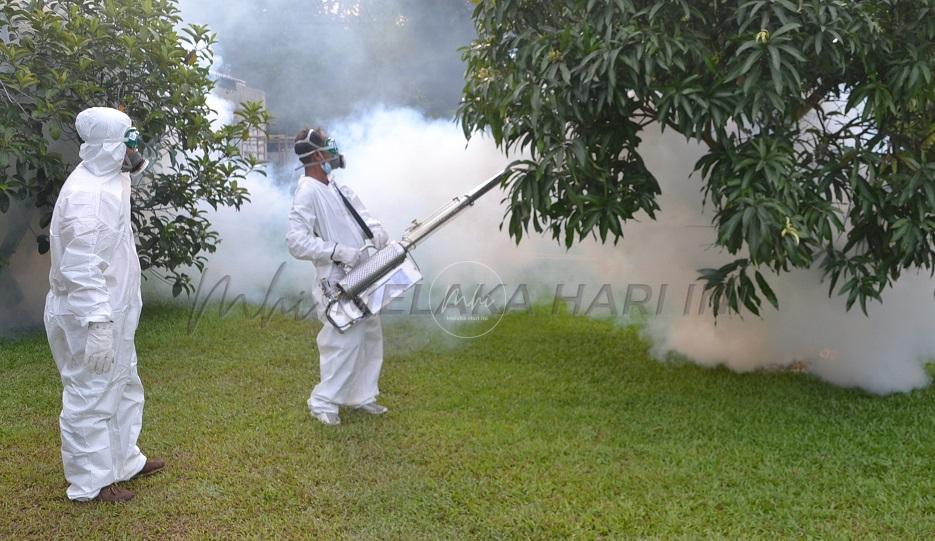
[0,78,29,116]
[795,82,835,122]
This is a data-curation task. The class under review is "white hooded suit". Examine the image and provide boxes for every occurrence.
[286,176,385,415]
[43,107,147,500]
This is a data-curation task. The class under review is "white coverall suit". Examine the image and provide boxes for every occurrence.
[43,107,147,501]
[286,176,385,415]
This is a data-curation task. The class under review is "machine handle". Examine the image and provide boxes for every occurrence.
[325,299,355,333]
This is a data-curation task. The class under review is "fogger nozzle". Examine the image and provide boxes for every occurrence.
[401,171,507,249]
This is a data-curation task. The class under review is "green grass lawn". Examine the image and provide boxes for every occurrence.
[1,303,934,540]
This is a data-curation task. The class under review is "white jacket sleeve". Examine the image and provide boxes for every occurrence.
[339,184,383,230]
[286,187,338,264]
[57,191,122,326]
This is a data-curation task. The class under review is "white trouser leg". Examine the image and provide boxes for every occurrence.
[45,306,146,501]
[114,350,146,481]
[309,316,384,414]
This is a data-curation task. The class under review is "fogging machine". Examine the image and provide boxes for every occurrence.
[322,172,505,332]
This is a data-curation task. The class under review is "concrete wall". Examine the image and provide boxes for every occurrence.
[0,200,50,337]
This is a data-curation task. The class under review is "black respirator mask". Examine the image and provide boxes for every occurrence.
[121,128,149,174]
[295,131,346,173]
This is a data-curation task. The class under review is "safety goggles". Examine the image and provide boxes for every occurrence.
[123,127,142,149]
[296,131,339,159]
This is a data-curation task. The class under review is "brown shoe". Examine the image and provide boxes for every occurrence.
[91,484,135,503]
[132,458,166,479]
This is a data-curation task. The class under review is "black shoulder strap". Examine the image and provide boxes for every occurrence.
[334,184,374,240]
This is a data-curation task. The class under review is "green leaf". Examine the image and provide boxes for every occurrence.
[754,271,778,309]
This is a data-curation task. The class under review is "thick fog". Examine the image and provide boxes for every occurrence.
[2,1,931,396]
[178,0,475,133]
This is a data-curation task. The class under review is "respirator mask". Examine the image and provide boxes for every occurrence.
[295,130,346,172]
[121,127,149,174]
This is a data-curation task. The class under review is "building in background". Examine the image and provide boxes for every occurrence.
[267,134,296,170]
[211,73,269,163]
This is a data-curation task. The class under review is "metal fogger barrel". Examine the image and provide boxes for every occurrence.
[325,171,507,332]
[337,171,506,297]
[338,242,407,297]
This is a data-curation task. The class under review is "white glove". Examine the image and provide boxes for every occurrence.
[372,227,390,250]
[332,243,361,267]
[84,321,115,374]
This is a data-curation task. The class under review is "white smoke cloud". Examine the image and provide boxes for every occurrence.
[158,103,933,395]
[630,131,934,395]
[206,93,235,129]
[3,2,924,392]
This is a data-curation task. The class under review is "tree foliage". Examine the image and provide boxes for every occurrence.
[458,0,935,316]
[0,0,269,296]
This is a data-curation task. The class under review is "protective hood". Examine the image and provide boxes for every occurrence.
[75,107,132,176]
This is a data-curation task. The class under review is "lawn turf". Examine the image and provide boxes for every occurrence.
[1,303,934,539]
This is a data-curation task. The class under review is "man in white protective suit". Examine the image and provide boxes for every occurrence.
[44,107,164,503]
[286,127,391,426]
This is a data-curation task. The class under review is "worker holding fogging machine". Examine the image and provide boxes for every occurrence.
[285,128,392,426]
[285,127,506,426]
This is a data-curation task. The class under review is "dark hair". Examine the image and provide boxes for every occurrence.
[294,127,326,165]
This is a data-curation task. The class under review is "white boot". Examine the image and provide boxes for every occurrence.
[312,411,341,425]
[356,402,388,415]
